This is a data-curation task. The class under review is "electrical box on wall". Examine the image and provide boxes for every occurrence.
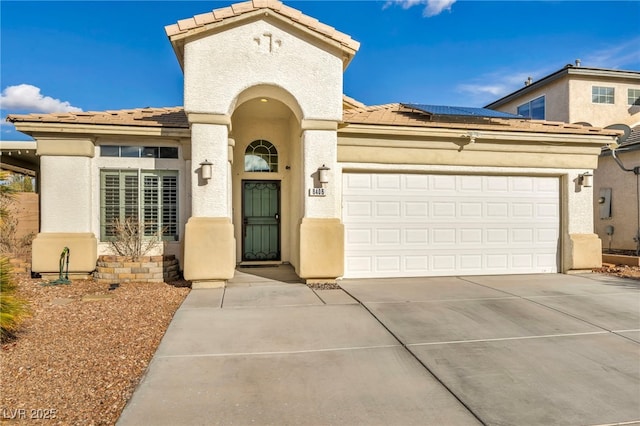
[599,188,612,219]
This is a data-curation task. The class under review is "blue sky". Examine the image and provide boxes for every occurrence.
[1,1,639,141]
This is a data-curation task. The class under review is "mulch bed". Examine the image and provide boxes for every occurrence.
[1,274,189,425]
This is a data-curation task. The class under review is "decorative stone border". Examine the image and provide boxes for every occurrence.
[8,257,31,274]
[95,255,180,284]
[602,254,640,267]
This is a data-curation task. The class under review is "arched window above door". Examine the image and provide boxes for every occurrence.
[244,140,278,172]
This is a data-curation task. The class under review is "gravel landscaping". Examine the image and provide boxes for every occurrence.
[1,274,189,425]
[1,264,638,425]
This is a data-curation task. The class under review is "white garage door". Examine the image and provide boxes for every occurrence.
[343,173,560,278]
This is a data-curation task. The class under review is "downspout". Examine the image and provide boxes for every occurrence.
[610,147,637,173]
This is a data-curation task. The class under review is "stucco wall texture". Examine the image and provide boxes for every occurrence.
[595,151,640,251]
[184,19,343,120]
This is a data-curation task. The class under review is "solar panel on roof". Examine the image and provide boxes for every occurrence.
[403,103,523,119]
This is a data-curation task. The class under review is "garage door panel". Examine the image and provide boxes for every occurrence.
[486,176,510,192]
[346,224,557,249]
[344,251,558,278]
[343,200,372,218]
[376,201,401,217]
[433,175,457,190]
[431,202,455,218]
[537,203,559,218]
[376,229,401,245]
[460,175,483,191]
[459,228,483,244]
[343,173,560,278]
[344,173,372,190]
[510,176,535,192]
[375,174,402,189]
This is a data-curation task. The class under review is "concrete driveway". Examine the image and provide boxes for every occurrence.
[118,269,640,426]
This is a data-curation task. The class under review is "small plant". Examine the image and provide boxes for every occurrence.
[0,257,30,342]
[107,217,165,259]
[6,174,35,192]
[0,213,34,259]
[0,172,30,341]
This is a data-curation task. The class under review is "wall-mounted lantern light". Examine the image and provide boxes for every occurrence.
[200,160,213,181]
[579,171,593,188]
[318,164,330,184]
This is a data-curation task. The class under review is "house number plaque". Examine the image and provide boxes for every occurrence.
[309,188,326,197]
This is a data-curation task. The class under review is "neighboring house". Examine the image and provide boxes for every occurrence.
[486,63,640,253]
[0,142,40,242]
[7,0,620,285]
[1,141,39,179]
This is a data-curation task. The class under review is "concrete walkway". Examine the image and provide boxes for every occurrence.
[118,268,640,426]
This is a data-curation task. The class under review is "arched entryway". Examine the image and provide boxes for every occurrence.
[230,90,303,267]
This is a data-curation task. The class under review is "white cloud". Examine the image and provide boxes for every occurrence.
[456,68,552,106]
[384,0,456,17]
[0,84,82,113]
[581,37,640,70]
[457,36,640,107]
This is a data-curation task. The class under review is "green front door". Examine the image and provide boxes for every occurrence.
[242,180,281,261]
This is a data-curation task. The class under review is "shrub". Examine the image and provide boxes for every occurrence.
[0,257,30,342]
[107,217,164,259]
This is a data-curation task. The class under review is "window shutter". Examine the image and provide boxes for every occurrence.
[143,174,159,236]
[162,174,178,238]
[101,169,177,241]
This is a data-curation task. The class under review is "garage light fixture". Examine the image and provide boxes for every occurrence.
[579,171,593,188]
[200,160,213,181]
[318,164,330,184]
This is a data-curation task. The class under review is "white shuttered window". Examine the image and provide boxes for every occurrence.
[100,169,178,240]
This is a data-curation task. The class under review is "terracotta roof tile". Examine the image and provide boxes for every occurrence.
[312,21,335,38]
[166,0,359,52]
[213,6,235,20]
[261,0,281,9]
[296,14,320,28]
[278,4,303,22]
[231,1,255,14]
[193,12,217,26]
[7,107,189,129]
[6,102,618,138]
[341,103,620,136]
[177,18,198,31]
[164,24,180,37]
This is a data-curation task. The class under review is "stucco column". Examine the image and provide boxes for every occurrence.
[301,128,339,218]
[183,118,236,286]
[563,170,602,271]
[190,122,231,217]
[298,127,344,283]
[32,138,97,274]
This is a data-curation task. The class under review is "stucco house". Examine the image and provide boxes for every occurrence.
[7,0,621,286]
[486,63,640,253]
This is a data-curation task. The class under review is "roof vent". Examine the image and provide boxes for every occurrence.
[575,59,581,67]
[524,76,533,86]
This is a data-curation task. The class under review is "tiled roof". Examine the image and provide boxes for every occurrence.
[165,0,360,52]
[342,103,621,136]
[343,94,366,110]
[6,107,188,129]
[624,125,640,146]
[7,102,620,137]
